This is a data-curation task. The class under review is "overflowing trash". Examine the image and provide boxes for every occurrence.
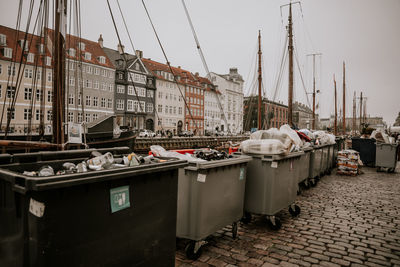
[21,150,168,177]
[150,145,232,162]
[337,149,360,176]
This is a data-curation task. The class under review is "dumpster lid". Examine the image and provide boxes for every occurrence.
[245,151,304,161]
[184,155,252,171]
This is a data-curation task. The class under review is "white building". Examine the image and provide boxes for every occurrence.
[142,58,185,134]
[209,68,244,134]
[203,82,221,133]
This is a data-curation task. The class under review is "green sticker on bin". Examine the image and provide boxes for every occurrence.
[239,167,245,180]
[110,186,130,213]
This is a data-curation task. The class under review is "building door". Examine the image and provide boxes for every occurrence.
[177,120,183,133]
[146,119,154,131]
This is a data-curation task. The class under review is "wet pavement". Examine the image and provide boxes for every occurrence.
[175,165,400,267]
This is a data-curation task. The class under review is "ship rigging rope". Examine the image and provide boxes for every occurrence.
[0,0,24,132]
[115,0,166,133]
[140,0,199,133]
[272,34,288,103]
[4,0,39,137]
[293,41,311,108]
[180,0,230,133]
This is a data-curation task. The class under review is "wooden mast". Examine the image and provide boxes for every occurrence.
[334,74,337,136]
[352,91,356,134]
[359,91,363,131]
[257,30,262,130]
[53,0,67,148]
[342,61,346,135]
[288,3,293,126]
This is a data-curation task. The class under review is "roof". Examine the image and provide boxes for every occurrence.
[46,28,115,69]
[0,25,52,67]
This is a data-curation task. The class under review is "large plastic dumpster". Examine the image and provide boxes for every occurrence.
[177,154,252,259]
[309,145,323,185]
[351,137,376,166]
[298,147,313,188]
[242,151,303,230]
[376,143,399,173]
[0,148,187,267]
[327,144,336,172]
[320,144,330,175]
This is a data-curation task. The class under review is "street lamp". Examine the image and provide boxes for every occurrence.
[306,90,320,130]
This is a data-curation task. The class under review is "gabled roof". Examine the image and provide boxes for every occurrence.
[0,25,52,67]
[46,28,115,69]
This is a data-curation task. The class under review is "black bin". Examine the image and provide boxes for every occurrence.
[351,137,376,167]
[0,148,187,267]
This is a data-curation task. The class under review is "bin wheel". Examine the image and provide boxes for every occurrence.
[377,167,382,172]
[232,222,238,239]
[310,179,317,187]
[389,168,395,173]
[267,217,281,230]
[304,180,310,189]
[185,241,203,260]
[241,212,252,224]
[289,205,301,217]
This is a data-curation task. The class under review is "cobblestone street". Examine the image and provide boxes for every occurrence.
[175,166,400,267]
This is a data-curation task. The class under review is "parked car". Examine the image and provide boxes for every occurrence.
[138,129,156,137]
[179,130,194,137]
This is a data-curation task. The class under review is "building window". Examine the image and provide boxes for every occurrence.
[118,73,123,80]
[140,101,145,112]
[23,109,32,120]
[24,88,32,100]
[108,84,113,92]
[8,65,16,76]
[77,112,82,123]
[158,104,162,112]
[93,81,99,89]
[127,100,133,111]
[68,94,74,105]
[117,85,125,94]
[116,99,124,110]
[69,48,76,57]
[101,83,106,90]
[78,42,85,51]
[90,96,97,107]
[86,65,92,74]
[45,56,51,66]
[7,108,15,120]
[94,68,99,75]
[6,86,15,98]
[98,56,106,64]
[3,48,12,58]
[179,107,182,115]
[127,85,134,95]
[47,71,52,82]
[78,94,82,106]
[165,105,168,114]
[69,76,75,86]
[47,110,52,121]
[101,98,106,108]
[158,91,162,98]
[85,95,91,106]
[85,79,92,88]
[24,69,33,78]
[85,113,90,123]
[35,109,42,120]
[68,112,74,122]
[85,52,91,60]
[36,89,43,101]
[0,34,6,45]
[93,113,98,121]
[146,103,153,113]
[138,87,146,97]
[27,53,34,63]
[107,99,112,109]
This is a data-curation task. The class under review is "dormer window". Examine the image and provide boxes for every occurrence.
[3,47,12,58]
[19,40,29,51]
[27,53,34,63]
[0,34,6,46]
[69,48,76,57]
[45,56,51,66]
[84,52,91,60]
[78,42,85,51]
[98,56,105,64]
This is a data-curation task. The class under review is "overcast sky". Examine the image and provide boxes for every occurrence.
[1,0,399,125]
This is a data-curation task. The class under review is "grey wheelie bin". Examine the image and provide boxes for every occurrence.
[176,154,252,260]
[298,147,313,188]
[242,151,304,230]
[327,143,336,173]
[309,145,323,185]
[376,143,399,173]
[0,148,187,267]
[320,144,330,175]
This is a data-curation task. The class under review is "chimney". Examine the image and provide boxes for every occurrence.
[117,43,125,54]
[229,67,238,75]
[195,72,199,77]
[178,66,181,69]
[136,50,143,59]
[98,34,103,48]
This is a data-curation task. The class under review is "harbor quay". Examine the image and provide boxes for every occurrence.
[176,166,400,267]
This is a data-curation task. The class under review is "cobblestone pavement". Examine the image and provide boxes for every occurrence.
[175,166,400,267]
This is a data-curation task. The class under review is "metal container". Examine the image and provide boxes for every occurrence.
[320,144,330,175]
[0,149,187,267]
[309,145,323,184]
[298,147,313,186]
[351,137,376,167]
[243,151,303,230]
[376,143,399,172]
[176,155,252,259]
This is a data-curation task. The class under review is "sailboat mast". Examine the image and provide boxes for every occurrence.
[288,3,293,126]
[352,91,356,134]
[342,61,346,135]
[257,30,262,130]
[359,91,363,131]
[53,0,67,147]
[334,74,337,136]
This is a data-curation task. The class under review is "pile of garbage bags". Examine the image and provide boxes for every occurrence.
[337,149,360,176]
[23,150,165,177]
[150,145,232,162]
[241,124,336,155]
[370,129,396,144]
